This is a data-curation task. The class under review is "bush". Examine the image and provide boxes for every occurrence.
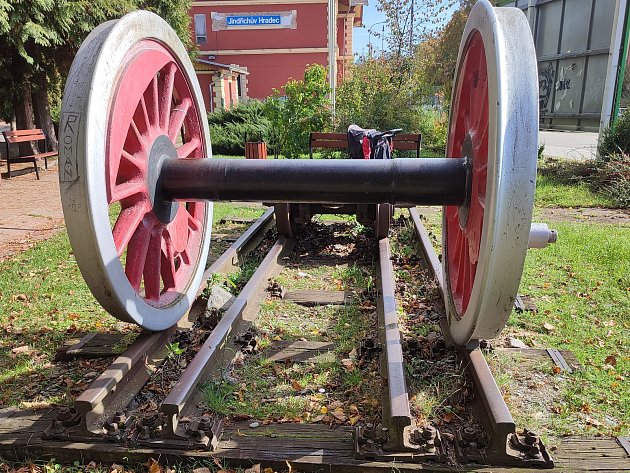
[207,99,271,156]
[415,109,447,153]
[592,153,630,208]
[335,59,421,134]
[598,111,630,159]
[263,64,331,158]
[539,155,630,208]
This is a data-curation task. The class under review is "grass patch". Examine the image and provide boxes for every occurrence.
[506,221,629,436]
[212,202,267,225]
[0,231,131,406]
[537,158,625,208]
[535,174,614,208]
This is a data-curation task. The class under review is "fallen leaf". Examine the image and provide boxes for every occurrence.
[331,408,347,422]
[442,412,454,423]
[148,458,163,473]
[543,322,555,332]
[291,380,303,391]
[11,345,30,355]
[244,465,261,473]
[552,366,562,374]
[605,355,617,366]
[585,416,602,427]
[341,358,354,369]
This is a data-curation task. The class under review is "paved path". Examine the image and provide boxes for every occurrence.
[0,163,64,261]
[539,130,598,160]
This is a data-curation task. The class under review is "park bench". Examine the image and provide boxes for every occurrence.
[309,131,422,159]
[2,129,58,179]
[392,133,422,158]
[309,132,348,158]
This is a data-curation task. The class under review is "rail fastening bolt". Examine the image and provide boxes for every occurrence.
[139,425,151,440]
[52,420,65,434]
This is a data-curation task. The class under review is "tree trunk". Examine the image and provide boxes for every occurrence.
[13,80,38,155]
[33,74,58,151]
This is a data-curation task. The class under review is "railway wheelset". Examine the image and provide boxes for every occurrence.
[55,0,558,466]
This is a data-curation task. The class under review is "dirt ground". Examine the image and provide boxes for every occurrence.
[0,161,64,261]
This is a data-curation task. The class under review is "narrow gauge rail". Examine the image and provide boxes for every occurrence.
[0,210,627,472]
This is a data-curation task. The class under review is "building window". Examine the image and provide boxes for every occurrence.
[236,74,243,98]
[194,14,207,45]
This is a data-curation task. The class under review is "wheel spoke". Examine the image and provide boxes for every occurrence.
[186,206,202,231]
[125,219,153,292]
[160,63,177,129]
[168,98,192,142]
[176,137,200,159]
[143,229,163,301]
[140,95,152,131]
[121,149,145,171]
[151,75,160,127]
[160,233,177,291]
[112,202,150,256]
[130,118,145,146]
[109,179,145,204]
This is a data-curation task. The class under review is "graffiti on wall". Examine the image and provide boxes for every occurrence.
[539,63,555,113]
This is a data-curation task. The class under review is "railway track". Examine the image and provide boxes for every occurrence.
[35,210,555,470]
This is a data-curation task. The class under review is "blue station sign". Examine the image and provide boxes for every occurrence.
[212,11,297,31]
[226,15,282,26]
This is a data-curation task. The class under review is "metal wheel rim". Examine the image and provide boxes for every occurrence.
[274,204,293,237]
[442,0,538,345]
[59,11,213,331]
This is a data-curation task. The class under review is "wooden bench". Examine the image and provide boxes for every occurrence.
[309,131,422,159]
[309,132,348,159]
[2,129,58,179]
[392,133,422,158]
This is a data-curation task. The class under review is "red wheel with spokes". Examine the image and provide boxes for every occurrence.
[442,0,539,344]
[59,12,213,331]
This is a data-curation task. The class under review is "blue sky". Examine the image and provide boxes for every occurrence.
[352,1,459,57]
[352,3,388,57]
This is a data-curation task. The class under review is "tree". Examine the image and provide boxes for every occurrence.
[0,0,191,153]
[377,0,460,59]
[417,0,474,103]
[264,64,332,158]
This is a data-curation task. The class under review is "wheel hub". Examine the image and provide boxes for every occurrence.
[148,135,179,224]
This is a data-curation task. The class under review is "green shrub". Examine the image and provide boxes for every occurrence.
[598,111,630,159]
[263,64,332,158]
[208,99,271,156]
[415,109,447,153]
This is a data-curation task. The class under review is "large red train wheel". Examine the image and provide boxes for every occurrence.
[59,12,213,331]
[443,0,539,345]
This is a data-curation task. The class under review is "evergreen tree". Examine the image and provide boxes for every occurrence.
[0,0,192,152]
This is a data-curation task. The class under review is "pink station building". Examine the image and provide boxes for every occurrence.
[189,0,364,112]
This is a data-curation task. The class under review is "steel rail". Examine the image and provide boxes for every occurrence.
[409,208,443,292]
[68,329,174,437]
[196,208,275,298]
[377,238,415,452]
[408,210,554,467]
[44,213,277,442]
[161,237,292,439]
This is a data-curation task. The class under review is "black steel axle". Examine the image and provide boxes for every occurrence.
[159,158,469,206]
